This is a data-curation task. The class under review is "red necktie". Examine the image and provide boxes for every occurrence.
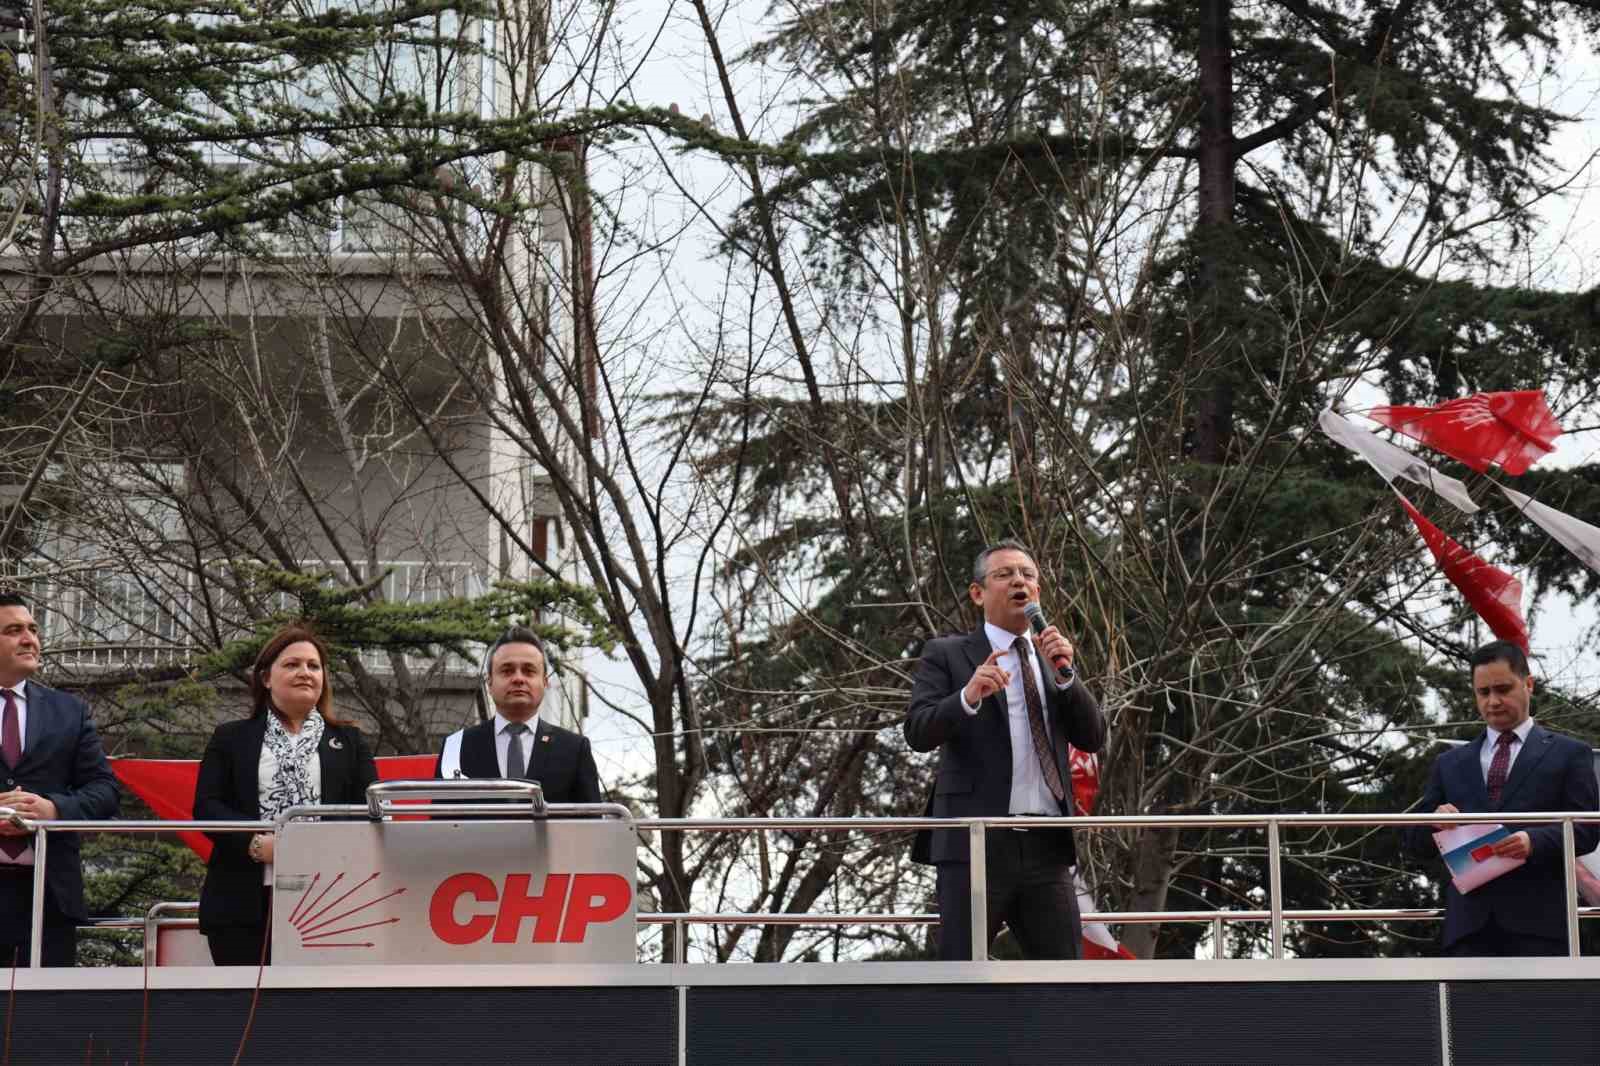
[1013,638,1065,803]
[1486,730,1516,806]
[1,689,26,859]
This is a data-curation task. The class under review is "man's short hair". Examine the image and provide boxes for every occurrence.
[487,625,547,672]
[0,592,27,609]
[972,539,1035,584]
[1468,640,1530,678]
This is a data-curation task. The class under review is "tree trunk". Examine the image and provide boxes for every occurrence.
[1192,0,1236,466]
[1119,826,1180,958]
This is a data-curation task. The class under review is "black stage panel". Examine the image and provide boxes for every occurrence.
[6,986,676,1066]
[1448,981,1600,1066]
[688,981,1442,1066]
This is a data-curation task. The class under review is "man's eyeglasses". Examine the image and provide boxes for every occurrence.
[982,566,1038,583]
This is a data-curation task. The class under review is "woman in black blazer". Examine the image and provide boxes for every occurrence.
[193,623,378,965]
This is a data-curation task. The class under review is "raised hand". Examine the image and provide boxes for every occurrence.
[962,648,1011,707]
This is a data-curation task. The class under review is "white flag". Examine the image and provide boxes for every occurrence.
[1074,869,1134,959]
[1318,408,1479,513]
[1499,485,1600,575]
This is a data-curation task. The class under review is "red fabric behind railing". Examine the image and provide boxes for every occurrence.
[111,754,438,861]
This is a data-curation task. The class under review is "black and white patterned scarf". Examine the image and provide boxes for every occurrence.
[260,709,325,819]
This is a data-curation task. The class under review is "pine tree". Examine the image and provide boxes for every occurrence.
[687,0,1600,956]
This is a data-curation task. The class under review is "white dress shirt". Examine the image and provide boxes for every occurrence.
[492,711,541,777]
[1479,717,1536,783]
[960,622,1059,816]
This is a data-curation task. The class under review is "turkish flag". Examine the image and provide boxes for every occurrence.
[1396,491,1528,651]
[1367,391,1563,475]
[111,754,439,861]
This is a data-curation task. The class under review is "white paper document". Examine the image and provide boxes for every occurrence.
[1433,823,1525,894]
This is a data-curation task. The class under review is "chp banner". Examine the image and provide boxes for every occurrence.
[270,816,637,964]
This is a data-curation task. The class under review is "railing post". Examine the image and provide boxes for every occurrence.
[1563,818,1580,957]
[968,821,988,962]
[144,909,159,968]
[1267,819,1284,959]
[1212,914,1226,960]
[673,917,687,965]
[29,826,48,967]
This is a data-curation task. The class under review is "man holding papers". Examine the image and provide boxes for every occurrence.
[1410,641,1599,956]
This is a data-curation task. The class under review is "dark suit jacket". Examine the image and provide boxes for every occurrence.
[432,716,602,805]
[1407,723,1599,948]
[0,682,119,934]
[904,627,1106,866]
[194,715,378,931]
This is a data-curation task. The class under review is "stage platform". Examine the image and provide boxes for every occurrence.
[9,956,1600,1065]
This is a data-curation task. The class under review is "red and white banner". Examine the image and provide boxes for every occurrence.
[1069,745,1136,960]
[1318,408,1479,513]
[1367,390,1562,475]
[270,818,637,964]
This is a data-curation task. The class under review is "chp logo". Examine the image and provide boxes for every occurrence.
[429,872,632,945]
[282,870,632,951]
[286,872,405,950]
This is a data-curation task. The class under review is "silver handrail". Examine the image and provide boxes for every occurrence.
[142,901,201,967]
[631,811,1600,961]
[14,809,1600,965]
[362,778,549,819]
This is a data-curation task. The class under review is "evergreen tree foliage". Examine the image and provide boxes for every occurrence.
[683,0,1600,956]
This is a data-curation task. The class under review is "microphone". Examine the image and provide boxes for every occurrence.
[1021,602,1075,685]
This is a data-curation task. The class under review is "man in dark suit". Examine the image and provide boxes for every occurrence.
[905,541,1106,960]
[434,626,602,804]
[1410,640,1599,956]
[0,592,119,966]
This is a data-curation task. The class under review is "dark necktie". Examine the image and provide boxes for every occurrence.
[2,689,27,859]
[505,721,530,780]
[1013,638,1065,803]
[1486,730,1517,806]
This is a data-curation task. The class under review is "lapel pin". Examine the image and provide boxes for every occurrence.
[541,734,551,743]
[328,736,343,749]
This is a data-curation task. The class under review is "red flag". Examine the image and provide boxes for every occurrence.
[1069,745,1099,817]
[111,753,439,861]
[111,759,216,860]
[1367,390,1562,475]
[1067,748,1136,958]
[1395,492,1528,651]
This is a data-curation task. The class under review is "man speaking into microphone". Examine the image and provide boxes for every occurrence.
[905,540,1106,960]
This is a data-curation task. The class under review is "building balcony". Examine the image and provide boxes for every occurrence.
[5,559,491,677]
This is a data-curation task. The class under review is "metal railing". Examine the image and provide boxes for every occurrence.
[5,803,1597,967]
[632,812,1600,963]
